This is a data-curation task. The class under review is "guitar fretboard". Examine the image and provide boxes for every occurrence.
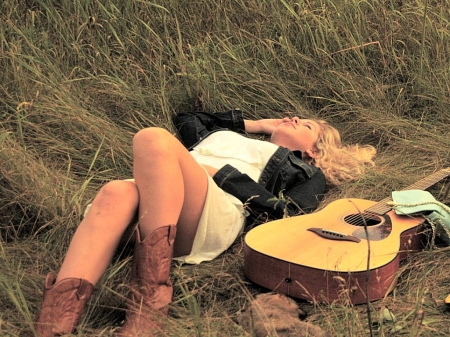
[366,168,450,216]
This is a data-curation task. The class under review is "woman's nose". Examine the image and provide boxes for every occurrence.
[291,117,300,124]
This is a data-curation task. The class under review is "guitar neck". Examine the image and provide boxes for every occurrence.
[366,168,450,215]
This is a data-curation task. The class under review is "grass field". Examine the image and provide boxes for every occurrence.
[1,0,450,335]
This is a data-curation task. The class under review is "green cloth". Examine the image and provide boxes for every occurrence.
[391,190,450,245]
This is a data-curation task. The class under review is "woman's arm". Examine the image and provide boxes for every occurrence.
[213,164,326,220]
[173,110,245,149]
[173,111,291,144]
[244,118,290,135]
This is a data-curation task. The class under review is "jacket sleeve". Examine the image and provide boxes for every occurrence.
[283,169,327,214]
[213,164,326,222]
[173,110,246,149]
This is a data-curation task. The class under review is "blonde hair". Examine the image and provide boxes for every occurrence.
[310,120,376,186]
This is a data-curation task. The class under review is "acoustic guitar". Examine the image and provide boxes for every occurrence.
[244,169,450,304]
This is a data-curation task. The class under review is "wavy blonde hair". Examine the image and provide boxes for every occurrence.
[308,120,376,186]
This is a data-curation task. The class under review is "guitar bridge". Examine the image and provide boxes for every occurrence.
[308,227,361,243]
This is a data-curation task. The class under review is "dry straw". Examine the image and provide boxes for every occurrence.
[1,0,449,335]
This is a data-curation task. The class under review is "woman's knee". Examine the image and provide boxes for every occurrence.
[133,127,173,150]
[94,180,139,208]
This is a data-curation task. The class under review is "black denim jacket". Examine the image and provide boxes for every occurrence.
[173,110,327,223]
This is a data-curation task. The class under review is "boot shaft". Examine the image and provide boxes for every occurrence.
[34,274,94,337]
[116,225,177,336]
[129,225,177,311]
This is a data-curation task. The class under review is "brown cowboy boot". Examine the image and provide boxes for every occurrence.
[34,273,94,337]
[115,224,176,336]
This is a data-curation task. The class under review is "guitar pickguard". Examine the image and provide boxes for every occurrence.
[351,214,392,241]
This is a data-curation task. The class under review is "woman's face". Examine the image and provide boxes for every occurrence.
[270,117,321,158]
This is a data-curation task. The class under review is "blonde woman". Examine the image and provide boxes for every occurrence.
[33,110,375,336]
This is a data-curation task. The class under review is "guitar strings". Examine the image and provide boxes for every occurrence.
[343,170,450,227]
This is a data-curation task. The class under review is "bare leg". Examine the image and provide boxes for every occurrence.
[115,128,209,335]
[132,127,208,256]
[56,180,139,285]
[56,127,208,284]
[35,127,208,337]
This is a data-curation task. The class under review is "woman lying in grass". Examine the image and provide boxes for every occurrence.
[33,110,375,336]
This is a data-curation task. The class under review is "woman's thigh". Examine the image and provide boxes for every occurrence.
[132,127,209,255]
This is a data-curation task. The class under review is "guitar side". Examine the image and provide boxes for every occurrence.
[243,198,427,304]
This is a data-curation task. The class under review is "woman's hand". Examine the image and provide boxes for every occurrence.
[244,118,291,135]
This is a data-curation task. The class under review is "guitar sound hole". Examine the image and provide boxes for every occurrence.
[344,213,382,227]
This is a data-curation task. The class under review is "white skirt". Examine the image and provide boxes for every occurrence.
[84,175,246,265]
[174,172,246,264]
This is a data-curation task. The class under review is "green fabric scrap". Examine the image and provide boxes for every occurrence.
[390,190,450,245]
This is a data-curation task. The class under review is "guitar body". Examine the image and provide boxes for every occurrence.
[244,198,427,304]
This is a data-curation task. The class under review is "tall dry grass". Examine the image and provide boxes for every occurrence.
[1,0,450,335]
